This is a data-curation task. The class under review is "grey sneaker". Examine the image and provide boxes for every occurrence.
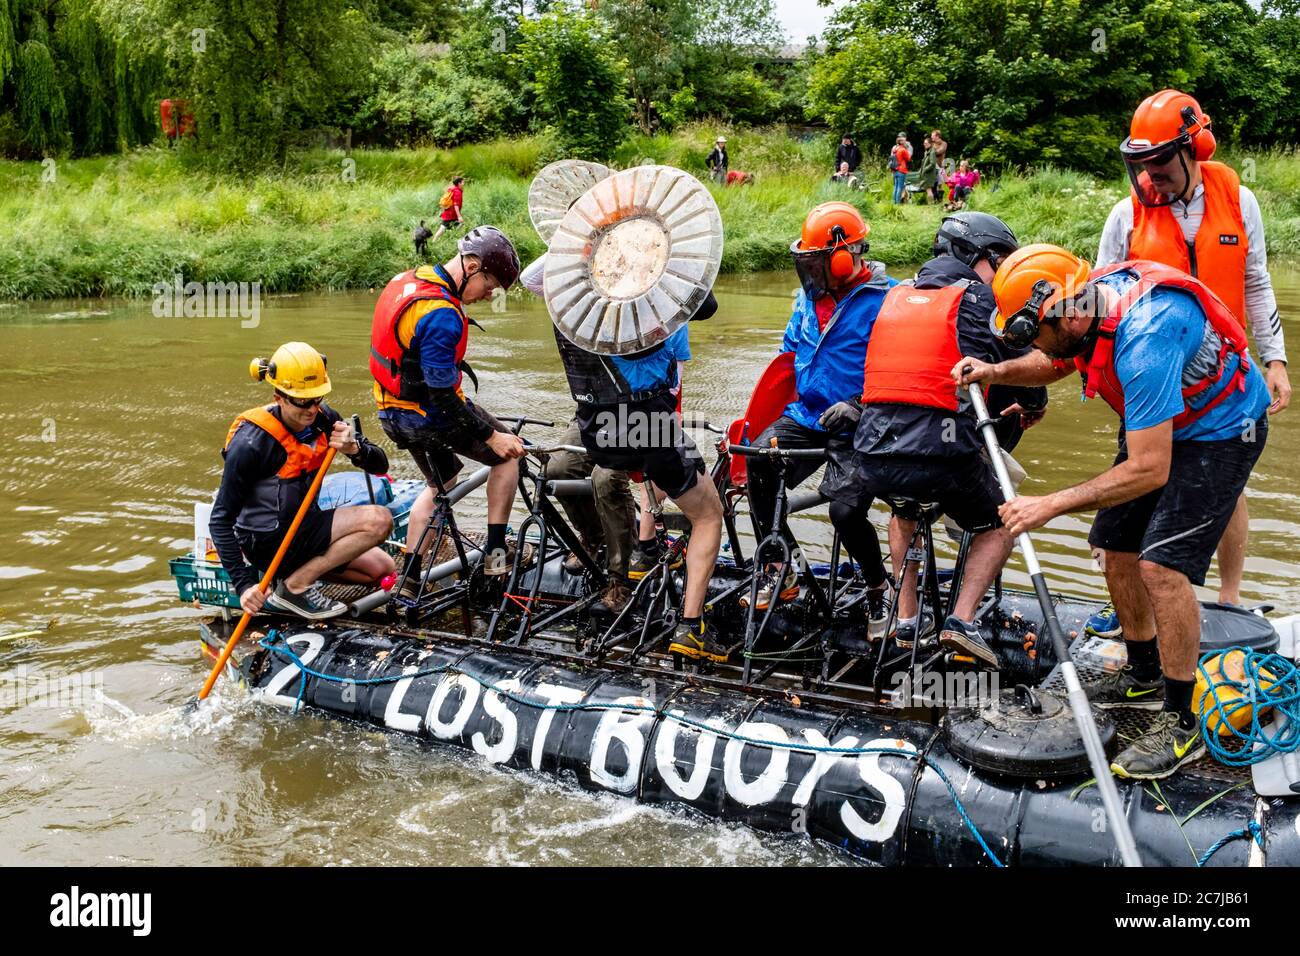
[482,542,534,577]
[939,615,999,669]
[1110,711,1205,780]
[1082,665,1165,710]
[264,581,348,620]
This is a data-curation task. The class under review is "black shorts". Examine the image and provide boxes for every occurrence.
[823,451,1004,533]
[575,395,705,499]
[379,403,508,487]
[1088,418,1267,585]
[237,507,336,581]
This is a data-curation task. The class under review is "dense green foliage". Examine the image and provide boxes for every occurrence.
[4,126,1298,300]
[806,0,1300,174]
[514,9,627,161]
[7,0,1300,172]
[0,0,162,158]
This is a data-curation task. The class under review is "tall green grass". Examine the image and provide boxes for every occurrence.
[2,129,1298,300]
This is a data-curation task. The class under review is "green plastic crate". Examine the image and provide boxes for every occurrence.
[169,554,241,609]
[170,508,413,607]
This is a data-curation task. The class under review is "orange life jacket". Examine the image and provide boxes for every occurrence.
[1129,161,1248,324]
[1077,261,1251,430]
[223,406,329,479]
[369,269,468,404]
[861,283,966,411]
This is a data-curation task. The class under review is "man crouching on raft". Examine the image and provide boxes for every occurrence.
[955,244,1271,779]
[211,342,395,620]
[371,226,527,594]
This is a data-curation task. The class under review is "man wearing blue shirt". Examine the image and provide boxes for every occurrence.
[370,227,526,593]
[744,201,894,612]
[957,244,1270,780]
[550,284,727,664]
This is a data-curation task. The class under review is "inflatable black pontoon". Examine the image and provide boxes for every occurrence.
[193,547,1300,867]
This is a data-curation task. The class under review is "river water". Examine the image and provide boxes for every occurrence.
[1,266,1297,865]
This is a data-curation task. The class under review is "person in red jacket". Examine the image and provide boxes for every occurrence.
[431,176,465,244]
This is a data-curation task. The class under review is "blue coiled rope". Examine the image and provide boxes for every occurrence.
[258,630,1008,866]
[1195,647,1300,768]
[1197,821,1264,868]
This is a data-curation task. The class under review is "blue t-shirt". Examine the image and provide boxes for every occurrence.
[609,325,691,393]
[1096,271,1270,442]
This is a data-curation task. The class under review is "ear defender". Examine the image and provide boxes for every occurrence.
[1001,280,1057,349]
[1180,105,1217,162]
[828,224,857,280]
[249,357,275,382]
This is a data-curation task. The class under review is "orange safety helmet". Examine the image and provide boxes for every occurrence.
[1121,90,1215,207]
[791,202,870,297]
[991,244,1091,349]
[1123,89,1216,162]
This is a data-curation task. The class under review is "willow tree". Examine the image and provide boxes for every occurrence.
[0,0,164,157]
[102,0,376,168]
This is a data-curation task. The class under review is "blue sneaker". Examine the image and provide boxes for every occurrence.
[1084,601,1121,639]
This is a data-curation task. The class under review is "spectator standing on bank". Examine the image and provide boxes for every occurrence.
[889,133,912,204]
[706,136,729,184]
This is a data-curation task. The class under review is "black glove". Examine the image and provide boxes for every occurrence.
[819,399,863,433]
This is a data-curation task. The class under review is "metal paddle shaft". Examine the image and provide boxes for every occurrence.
[966,382,1143,867]
[197,447,339,702]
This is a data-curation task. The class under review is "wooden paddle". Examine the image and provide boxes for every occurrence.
[196,446,337,701]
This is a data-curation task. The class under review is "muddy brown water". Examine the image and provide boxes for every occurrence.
[1,265,1297,865]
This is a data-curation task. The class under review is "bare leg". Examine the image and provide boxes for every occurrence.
[486,459,519,525]
[638,482,664,541]
[326,547,396,585]
[1139,560,1200,682]
[431,223,447,243]
[1216,491,1248,605]
[891,515,919,619]
[672,479,723,619]
[285,505,393,592]
[1104,549,1156,644]
[952,527,1014,621]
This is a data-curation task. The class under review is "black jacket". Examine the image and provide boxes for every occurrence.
[706,146,728,171]
[835,142,862,172]
[855,257,1048,458]
[210,403,389,594]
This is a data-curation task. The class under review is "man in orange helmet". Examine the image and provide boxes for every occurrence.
[1091,89,1289,627]
[955,244,1271,779]
[742,201,895,621]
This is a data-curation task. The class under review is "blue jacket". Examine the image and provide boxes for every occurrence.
[781,262,895,430]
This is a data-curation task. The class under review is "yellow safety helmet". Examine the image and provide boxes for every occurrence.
[249,342,331,399]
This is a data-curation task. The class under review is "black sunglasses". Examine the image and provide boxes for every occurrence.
[277,391,324,409]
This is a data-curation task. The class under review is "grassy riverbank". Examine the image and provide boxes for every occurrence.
[3,124,1299,300]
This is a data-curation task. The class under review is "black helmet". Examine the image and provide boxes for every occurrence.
[933,212,1019,269]
[458,225,521,289]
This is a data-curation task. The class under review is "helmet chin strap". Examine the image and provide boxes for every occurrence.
[452,253,472,298]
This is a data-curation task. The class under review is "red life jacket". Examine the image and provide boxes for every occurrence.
[1129,161,1248,325]
[861,283,966,412]
[369,269,468,404]
[1076,261,1252,430]
[223,406,329,479]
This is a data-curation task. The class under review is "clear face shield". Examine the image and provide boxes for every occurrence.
[790,240,865,301]
[1123,139,1195,208]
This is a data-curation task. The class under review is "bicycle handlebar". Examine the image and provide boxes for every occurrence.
[726,443,826,461]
